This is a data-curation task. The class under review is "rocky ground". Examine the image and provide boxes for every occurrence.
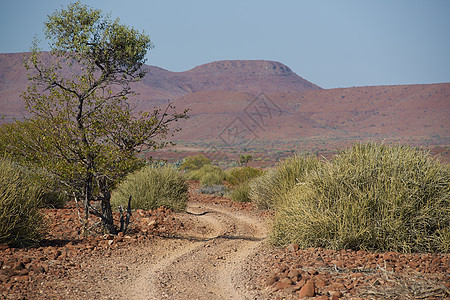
[1,182,449,299]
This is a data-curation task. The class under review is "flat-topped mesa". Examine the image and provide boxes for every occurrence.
[181,60,322,93]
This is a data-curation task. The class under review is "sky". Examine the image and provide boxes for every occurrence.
[1,0,449,89]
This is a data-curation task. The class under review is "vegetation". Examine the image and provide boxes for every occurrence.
[187,164,228,186]
[0,158,47,247]
[269,143,450,253]
[249,155,321,209]
[111,165,188,211]
[239,154,253,167]
[2,2,187,234]
[227,166,263,186]
[180,154,211,171]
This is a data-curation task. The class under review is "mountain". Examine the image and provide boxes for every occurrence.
[0,52,449,163]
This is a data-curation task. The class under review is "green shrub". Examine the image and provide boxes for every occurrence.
[250,155,321,209]
[228,167,263,186]
[180,154,211,171]
[187,164,227,186]
[230,181,252,202]
[111,165,188,211]
[0,158,47,247]
[270,143,450,253]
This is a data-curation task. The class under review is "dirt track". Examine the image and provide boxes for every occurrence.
[103,201,270,299]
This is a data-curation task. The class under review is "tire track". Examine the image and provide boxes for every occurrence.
[128,202,268,300]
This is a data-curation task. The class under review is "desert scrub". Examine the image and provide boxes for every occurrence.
[187,164,227,186]
[270,142,450,253]
[111,164,188,211]
[0,158,47,247]
[250,155,321,209]
[227,167,263,186]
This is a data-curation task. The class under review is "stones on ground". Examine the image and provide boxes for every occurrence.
[297,279,315,298]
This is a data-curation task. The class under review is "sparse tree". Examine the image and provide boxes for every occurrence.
[239,154,253,167]
[15,2,188,234]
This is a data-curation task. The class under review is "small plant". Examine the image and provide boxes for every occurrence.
[196,185,228,197]
[0,158,47,247]
[187,164,227,186]
[230,181,252,202]
[180,155,211,171]
[270,143,450,253]
[228,166,263,186]
[111,165,188,211]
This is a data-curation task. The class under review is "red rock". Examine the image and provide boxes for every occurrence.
[330,290,343,298]
[314,296,328,300]
[315,278,327,288]
[280,277,293,285]
[330,282,345,290]
[265,274,279,286]
[298,279,315,298]
[274,281,292,290]
[287,243,300,252]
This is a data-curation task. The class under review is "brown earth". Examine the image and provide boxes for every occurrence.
[1,182,449,299]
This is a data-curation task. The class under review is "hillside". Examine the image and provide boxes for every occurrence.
[0,52,449,163]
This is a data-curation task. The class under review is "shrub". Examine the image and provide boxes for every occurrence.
[249,155,321,209]
[111,165,188,211]
[230,181,253,202]
[187,164,227,186]
[228,166,263,186]
[196,185,228,197]
[0,158,47,247]
[270,143,450,253]
[180,154,211,171]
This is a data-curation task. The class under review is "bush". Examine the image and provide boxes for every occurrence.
[187,164,227,186]
[230,181,252,202]
[111,165,188,211]
[270,143,450,253]
[228,167,263,186]
[0,158,47,247]
[250,155,321,209]
[196,185,228,197]
[180,154,211,171]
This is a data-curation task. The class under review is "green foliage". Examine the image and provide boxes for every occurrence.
[228,167,263,186]
[0,158,47,247]
[270,142,450,253]
[249,155,321,209]
[180,155,211,171]
[13,2,188,233]
[230,182,252,202]
[186,164,228,186]
[239,154,253,166]
[111,165,188,211]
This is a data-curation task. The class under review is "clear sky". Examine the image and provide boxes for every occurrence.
[1,0,449,89]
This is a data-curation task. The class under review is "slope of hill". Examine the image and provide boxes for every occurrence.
[0,52,449,163]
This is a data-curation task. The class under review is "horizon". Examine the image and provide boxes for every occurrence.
[1,1,449,89]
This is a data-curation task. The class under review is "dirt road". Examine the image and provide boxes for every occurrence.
[107,201,269,299]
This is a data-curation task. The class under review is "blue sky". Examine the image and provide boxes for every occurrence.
[1,0,449,89]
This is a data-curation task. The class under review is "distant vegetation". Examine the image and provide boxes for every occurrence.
[112,165,188,211]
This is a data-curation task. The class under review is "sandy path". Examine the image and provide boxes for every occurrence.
[118,201,269,299]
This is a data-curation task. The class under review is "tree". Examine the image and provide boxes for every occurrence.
[16,2,188,234]
[239,154,253,167]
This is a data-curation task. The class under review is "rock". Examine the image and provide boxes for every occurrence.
[297,279,315,298]
[287,244,299,252]
[315,278,327,288]
[331,290,343,299]
[266,274,279,286]
[315,296,328,300]
[280,277,293,285]
[274,281,292,290]
[288,269,301,280]
[14,262,26,271]
[330,282,345,290]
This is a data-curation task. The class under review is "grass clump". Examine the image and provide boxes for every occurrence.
[0,158,47,247]
[228,167,264,202]
[111,164,188,211]
[270,142,450,253]
[250,155,321,209]
[187,164,227,186]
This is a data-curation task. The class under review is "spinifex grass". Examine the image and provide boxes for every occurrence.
[111,164,188,211]
[250,155,321,209]
[0,157,47,247]
[270,143,449,253]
